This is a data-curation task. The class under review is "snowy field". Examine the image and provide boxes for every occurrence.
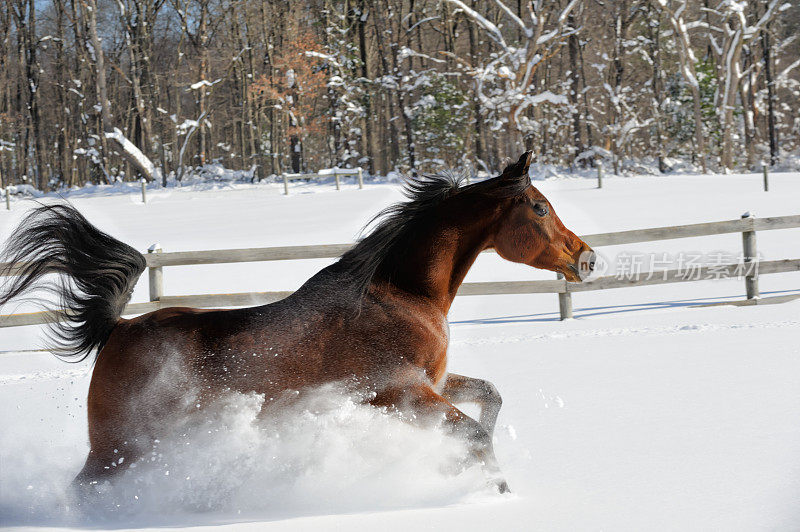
[1,171,799,531]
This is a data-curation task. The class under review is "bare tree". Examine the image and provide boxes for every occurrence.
[444,0,581,149]
[708,0,782,171]
[82,0,156,182]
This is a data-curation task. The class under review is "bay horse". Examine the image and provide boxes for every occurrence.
[0,151,594,495]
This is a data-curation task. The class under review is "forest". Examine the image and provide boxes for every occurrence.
[0,0,798,189]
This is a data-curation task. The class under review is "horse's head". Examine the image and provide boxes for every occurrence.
[491,151,595,282]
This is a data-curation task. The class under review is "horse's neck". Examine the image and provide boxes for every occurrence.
[387,200,500,313]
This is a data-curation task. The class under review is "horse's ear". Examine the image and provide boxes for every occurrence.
[501,151,534,181]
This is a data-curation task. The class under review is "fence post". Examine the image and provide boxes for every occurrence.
[762,163,769,192]
[557,273,573,320]
[357,167,363,189]
[741,212,759,299]
[283,174,289,195]
[597,161,603,189]
[141,177,147,203]
[334,169,340,191]
[147,244,164,301]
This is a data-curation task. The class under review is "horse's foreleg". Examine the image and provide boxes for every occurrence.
[371,383,509,493]
[440,373,503,439]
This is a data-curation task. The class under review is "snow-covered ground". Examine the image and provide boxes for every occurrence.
[1,171,799,531]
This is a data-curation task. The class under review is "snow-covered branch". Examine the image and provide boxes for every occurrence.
[445,0,508,52]
[491,0,530,37]
[104,127,157,182]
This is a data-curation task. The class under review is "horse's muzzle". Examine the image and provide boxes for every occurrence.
[569,247,596,282]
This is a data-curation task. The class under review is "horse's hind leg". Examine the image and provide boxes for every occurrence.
[440,373,503,439]
[71,444,140,497]
[71,392,142,498]
[371,383,509,493]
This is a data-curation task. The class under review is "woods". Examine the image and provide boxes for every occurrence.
[0,0,798,190]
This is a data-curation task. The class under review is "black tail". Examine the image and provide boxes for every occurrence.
[0,204,146,360]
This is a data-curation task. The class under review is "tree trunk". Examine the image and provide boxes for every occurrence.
[719,35,743,172]
[468,0,486,169]
[356,0,379,175]
[762,26,777,166]
[289,135,301,173]
[578,40,593,156]
[54,0,72,184]
[197,4,209,166]
[11,0,45,188]
[119,1,155,179]
[740,48,756,169]
[81,0,112,182]
[567,12,584,168]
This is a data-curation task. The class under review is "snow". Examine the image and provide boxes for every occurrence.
[528,91,568,105]
[316,167,359,175]
[188,79,221,91]
[176,119,199,133]
[303,50,338,65]
[397,46,445,65]
[1,171,799,530]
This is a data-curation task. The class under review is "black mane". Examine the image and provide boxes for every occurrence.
[335,168,530,300]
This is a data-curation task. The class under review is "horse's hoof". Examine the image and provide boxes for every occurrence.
[494,478,511,494]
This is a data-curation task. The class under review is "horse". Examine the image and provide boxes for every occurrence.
[0,151,594,494]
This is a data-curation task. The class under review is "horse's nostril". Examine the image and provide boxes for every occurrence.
[578,250,597,279]
[576,248,597,281]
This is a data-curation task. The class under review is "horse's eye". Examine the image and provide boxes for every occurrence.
[532,202,548,217]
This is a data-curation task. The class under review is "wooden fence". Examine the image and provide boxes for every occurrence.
[1,213,799,327]
[282,168,363,195]
[10,168,367,206]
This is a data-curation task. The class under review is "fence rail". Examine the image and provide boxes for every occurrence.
[281,167,363,195]
[2,213,799,327]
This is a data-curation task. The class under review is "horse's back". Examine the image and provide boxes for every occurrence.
[94,300,312,392]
